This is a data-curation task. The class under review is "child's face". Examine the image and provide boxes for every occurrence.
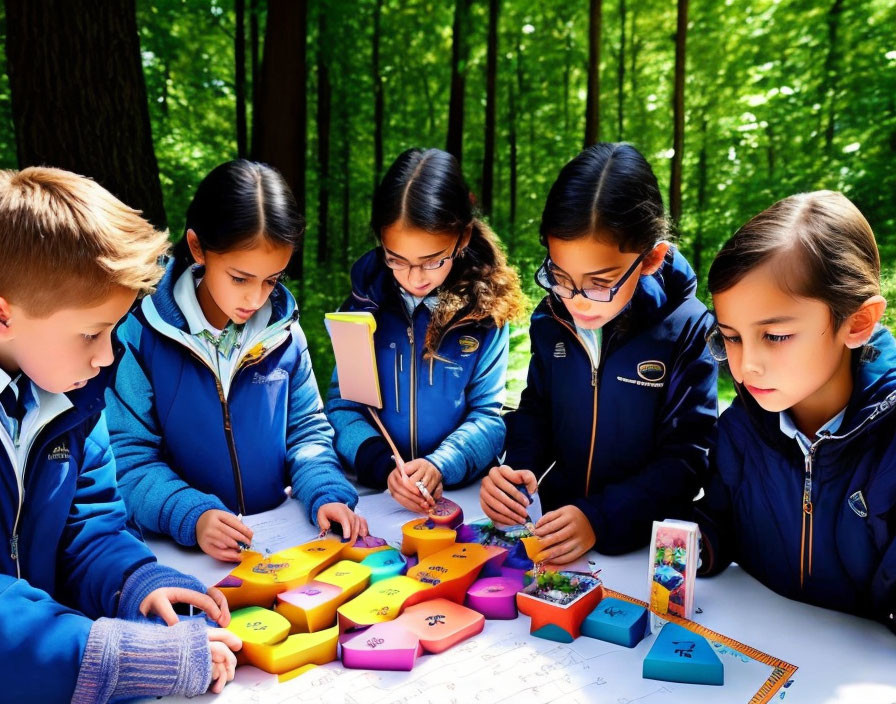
[189,232,293,330]
[380,223,465,298]
[545,235,665,330]
[712,260,854,420]
[0,286,136,393]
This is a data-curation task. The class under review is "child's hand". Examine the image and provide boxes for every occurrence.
[197,509,254,563]
[140,585,231,627]
[207,628,241,693]
[387,459,441,512]
[480,465,537,527]
[533,505,596,564]
[317,502,368,543]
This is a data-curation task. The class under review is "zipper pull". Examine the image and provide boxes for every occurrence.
[10,534,18,561]
[591,368,598,387]
[802,451,814,515]
[407,326,413,344]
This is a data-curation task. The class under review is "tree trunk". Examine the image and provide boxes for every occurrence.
[341,108,351,268]
[5,0,167,228]
[235,0,248,158]
[508,38,520,230]
[372,0,384,187]
[823,0,843,152]
[446,0,472,163]
[316,7,331,264]
[693,115,707,282]
[254,0,307,282]
[669,0,688,227]
[617,0,626,140]
[481,0,499,215]
[584,0,603,147]
[249,0,260,155]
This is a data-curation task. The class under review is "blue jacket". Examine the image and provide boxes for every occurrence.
[0,365,208,702]
[696,326,896,632]
[325,249,509,487]
[106,261,358,546]
[504,247,717,555]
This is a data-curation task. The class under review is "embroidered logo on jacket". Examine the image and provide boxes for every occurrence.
[637,360,666,383]
[554,342,567,358]
[459,336,480,355]
[252,368,289,384]
[48,441,70,461]
[848,490,868,518]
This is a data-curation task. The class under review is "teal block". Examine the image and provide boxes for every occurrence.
[531,623,574,643]
[643,622,724,686]
[361,548,407,583]
[581,597,648,648]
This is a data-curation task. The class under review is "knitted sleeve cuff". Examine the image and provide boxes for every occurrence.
[72,617,211,703]
[117,562,208,621]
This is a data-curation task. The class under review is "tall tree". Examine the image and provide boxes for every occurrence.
[481,0,500,215]
[235,0,248,158]
[669,0,688,226]
[617,0,626,140]
[316,6,332,264]
[249,0,260,150]
[508,34,523,230]
[5,0,167,227]
[372,0,384,187]
[253,0,308,280]
[823,0,844,152]
[584,0,603,147]
[446,0,472,163]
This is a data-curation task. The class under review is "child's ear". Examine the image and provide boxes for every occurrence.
[640,241,670,276]
[0,297,13,340]
[843,295,887,349]
[186,229,205,266]
[459,223,474,253]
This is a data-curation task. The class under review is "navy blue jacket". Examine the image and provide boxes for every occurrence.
[325,249,509,487]
[106,261,358,546]
[697,326,896,632]
[504,247,717,554]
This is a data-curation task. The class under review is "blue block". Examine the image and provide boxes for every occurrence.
[581,597,648,648]
[643,622,724,686]
[361,548,407,583]
[531,623,574,643]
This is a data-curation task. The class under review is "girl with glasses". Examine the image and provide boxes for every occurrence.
[696,192,896,631]
[480,143,717,563]
[326,148,527,511]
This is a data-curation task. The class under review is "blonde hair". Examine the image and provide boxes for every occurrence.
[0,166,169,317]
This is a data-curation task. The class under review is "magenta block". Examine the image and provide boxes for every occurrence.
[341,621,423,671]
[465,576,523,619]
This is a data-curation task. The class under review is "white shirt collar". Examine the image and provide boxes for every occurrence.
[779,406,847,455]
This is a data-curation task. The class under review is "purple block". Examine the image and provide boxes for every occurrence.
[465,576,523,619]
[341,621,423,671]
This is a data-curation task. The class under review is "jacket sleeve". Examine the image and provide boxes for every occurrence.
[105,316,228,546]
[503,320,554,473]
[0,575,93,703]
[285,324,359,522]
[572,311,718,554]
[425,324,510,486]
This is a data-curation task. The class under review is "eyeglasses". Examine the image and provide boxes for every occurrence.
[382,235,462,272]
[535,249,650,303]
[705,325,729,362]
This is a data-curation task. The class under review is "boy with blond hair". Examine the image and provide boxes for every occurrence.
[0,167,241,703]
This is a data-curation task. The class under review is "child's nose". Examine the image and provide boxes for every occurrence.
[92,338,115,369]
[572,294,592,311]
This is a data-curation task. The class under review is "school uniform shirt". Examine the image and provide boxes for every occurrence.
[106,259,358,547]
[325,248,509,488]
[697,325,896,632]
[0,362,212,701]
[504,247,718,555]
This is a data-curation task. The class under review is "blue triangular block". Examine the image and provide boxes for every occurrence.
[581,597,648,648]
[531,623,574,643]
[643,622,724,686]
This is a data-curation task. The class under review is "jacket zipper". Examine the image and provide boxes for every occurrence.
[407,325,417,459]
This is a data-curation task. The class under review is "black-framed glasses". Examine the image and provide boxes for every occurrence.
[382,235,462,272]
[705,325,729,362]
[535,249,650,303]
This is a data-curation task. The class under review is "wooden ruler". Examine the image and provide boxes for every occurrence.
[604,588,798,704]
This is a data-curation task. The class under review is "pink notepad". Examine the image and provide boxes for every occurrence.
[325,312,382,408]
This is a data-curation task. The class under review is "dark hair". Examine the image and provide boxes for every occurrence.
[172,159,303,270]
[708,191,880,328]
[372,148,527,353]
[540,142,667,252]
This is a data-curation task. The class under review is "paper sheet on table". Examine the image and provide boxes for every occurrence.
[355,490,425,542]
[242,499,319,555]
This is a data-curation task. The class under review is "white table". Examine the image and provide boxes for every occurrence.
[148,485,896,704]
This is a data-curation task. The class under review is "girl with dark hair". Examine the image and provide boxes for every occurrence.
[326,148,527,511]
[107,160,366,561]
[480,143,717,562]
[696,191,896,631]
